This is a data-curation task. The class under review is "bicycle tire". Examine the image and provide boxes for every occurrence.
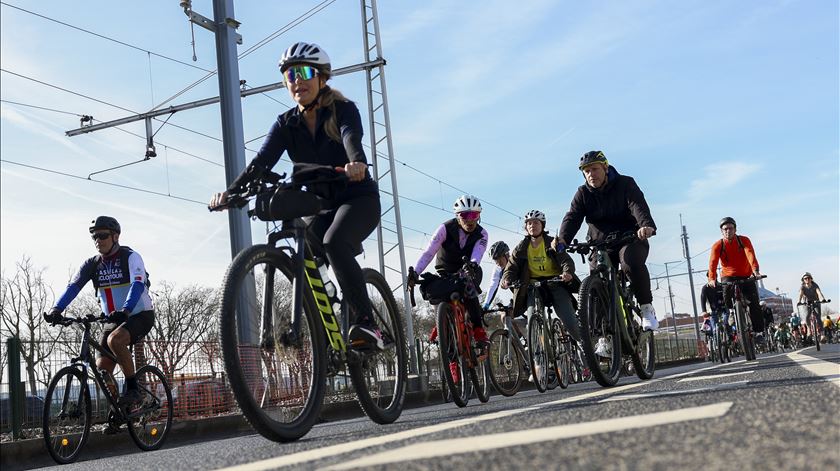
[347,269,408,424]
[811,317,821,352]
[220,245,326,442]
[487,329,523,396]
[469,360,491,403]
[437,302,469,407]
[631,329,656,380]
[127,365,173,451]
[578,276,622,387]
[551,319,571,389]
[527,313,548,393]
[43,366,91,464]
[734,304,753,361]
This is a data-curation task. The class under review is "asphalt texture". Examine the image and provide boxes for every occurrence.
[20,344,840,471]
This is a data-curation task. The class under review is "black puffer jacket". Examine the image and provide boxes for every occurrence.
[558,166,656,244]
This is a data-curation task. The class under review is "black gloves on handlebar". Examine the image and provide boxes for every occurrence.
[44,308,65,325]
[406,267,419,290]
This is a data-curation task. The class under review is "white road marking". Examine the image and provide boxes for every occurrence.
[787,349,840,390]
[326,402,734,470]
[598,381,748,403]
[216,358,746,471]
[678,370,754,382]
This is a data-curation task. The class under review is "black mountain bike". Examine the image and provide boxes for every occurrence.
[721,275,766,361]
[211,166,407,442]
[567,231,656,387]
[42,313,173,464]
[485,302,530,396]
[798,299,831,352]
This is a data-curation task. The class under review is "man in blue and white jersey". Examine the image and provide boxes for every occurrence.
[47,216,155,411]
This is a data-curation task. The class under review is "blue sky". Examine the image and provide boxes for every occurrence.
[1,0,838,320]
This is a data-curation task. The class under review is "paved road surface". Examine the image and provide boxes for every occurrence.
[27,345,840,470]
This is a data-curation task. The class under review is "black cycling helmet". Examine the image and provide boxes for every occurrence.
[719,217,736,229]
[489,241,509,259]
[579,150,609,170]
[89,216,121,234]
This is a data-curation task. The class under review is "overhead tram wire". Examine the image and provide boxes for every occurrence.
[0,159,206,205]
[0,1,212,73]
[151,0,336,111]
[1,98,223,168]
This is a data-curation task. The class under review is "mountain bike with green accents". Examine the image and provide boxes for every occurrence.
[567,231,656,387]
[211,166,407,442]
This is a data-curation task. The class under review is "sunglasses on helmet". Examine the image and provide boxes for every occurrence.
[283,65,319,83]
[458,211,480,221]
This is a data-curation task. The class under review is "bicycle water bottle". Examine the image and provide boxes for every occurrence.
[316,259,337,298]
[101,369,118,399]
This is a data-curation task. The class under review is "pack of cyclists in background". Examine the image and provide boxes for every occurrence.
[700,270,731,341]
[45,216,156,430]
[407,194,490,354]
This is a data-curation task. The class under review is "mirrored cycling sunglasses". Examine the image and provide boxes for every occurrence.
[91,232,111,241]
[283,65,319,83]
[458,211,480,221]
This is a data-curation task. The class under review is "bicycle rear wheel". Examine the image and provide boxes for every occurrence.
[487,329,523,396]
[220,245,326,442]
[527,313,549,393]
[348,269,408,424]
[631,329,656,380]
[551,319,571,389]
[437,303,469,407]
[578,276,622,387]
[127,365,173,451]
[43,366,91,464]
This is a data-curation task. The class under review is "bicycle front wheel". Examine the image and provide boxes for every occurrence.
[551,319,571,389]
[469,359,491,403]
[578,276,622,387]
[811,317,821,352]
[734,305,754,361]
[527,313,549,393]
[220,245,326,442]
[127,365,173,451]
[631,330,656,380]
[43,366,91,464]
[437,303,469,408]
[487,329,523,396]
[348,269,408,424]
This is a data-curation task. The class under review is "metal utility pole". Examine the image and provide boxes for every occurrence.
[208,0,256,343]
[680,216,701,344]
[665,261,681,356]
[360,0,416,374]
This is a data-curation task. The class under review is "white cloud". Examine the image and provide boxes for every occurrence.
[687,161,762,201]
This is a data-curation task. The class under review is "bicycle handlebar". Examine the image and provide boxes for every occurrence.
[45,312,108,327]
[719,275,768,286]
[797,299,831,306]
[207,165,348,213]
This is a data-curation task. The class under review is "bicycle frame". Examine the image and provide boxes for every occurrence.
[591,245,639,351]
[448,299,477,368]
[262,220,347,355]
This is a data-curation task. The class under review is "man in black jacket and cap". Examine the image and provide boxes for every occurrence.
[555,151,659,337]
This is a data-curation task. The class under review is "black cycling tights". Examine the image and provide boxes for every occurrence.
[306,193,380,326]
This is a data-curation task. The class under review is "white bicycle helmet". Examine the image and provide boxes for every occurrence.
[278,42,331,75]
[453,195,482,214]
[524,210,546,224]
